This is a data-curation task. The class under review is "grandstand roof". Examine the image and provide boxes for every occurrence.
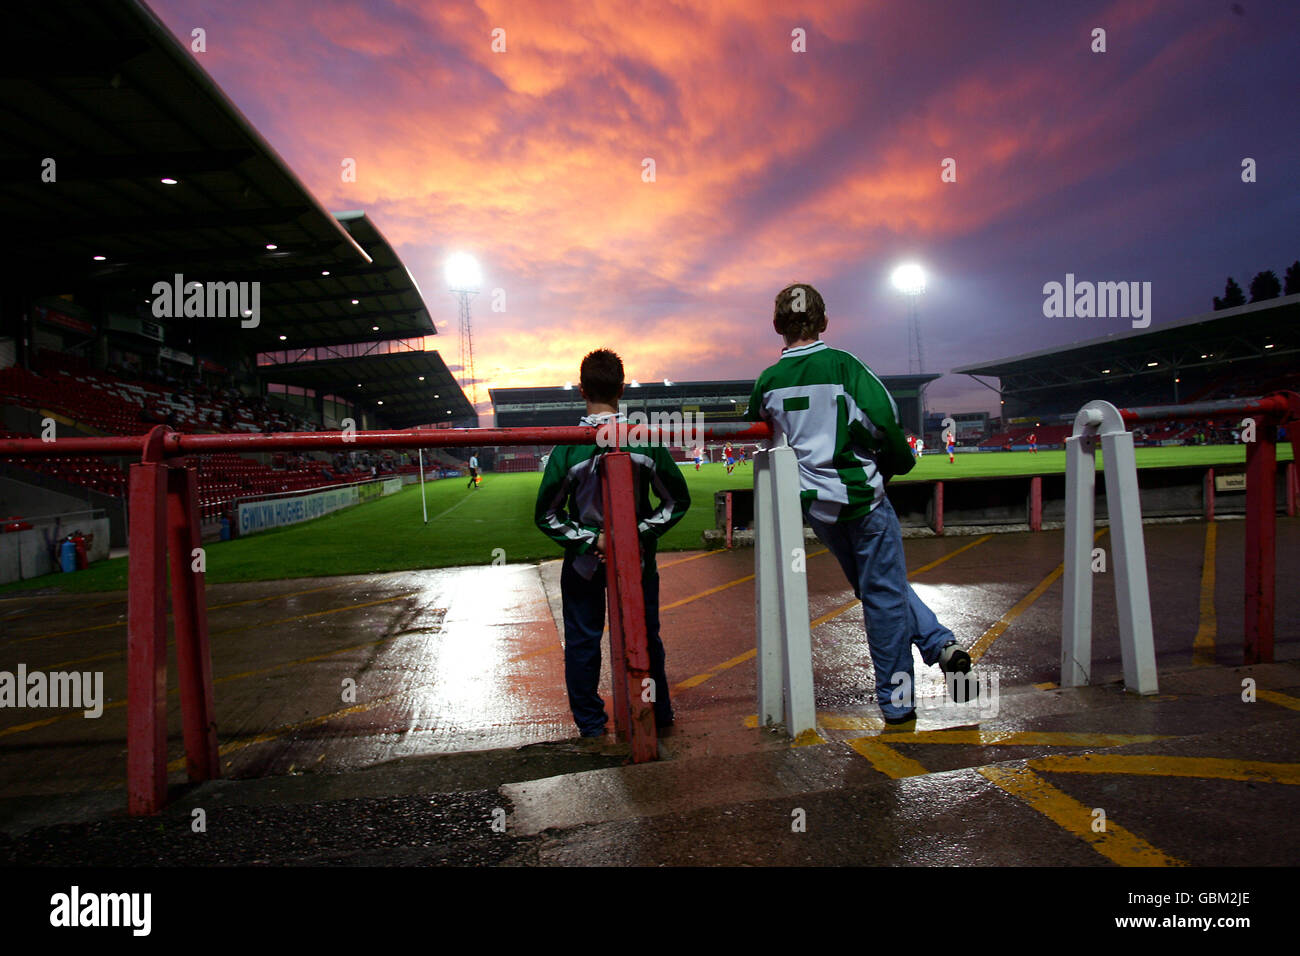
[258,350,474,429]
[0,0,435,354]
[953,295,1298,392]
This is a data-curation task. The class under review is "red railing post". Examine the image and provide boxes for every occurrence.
[166,463,219,782]
[1244,424,1276,664]
[126,428,170,815]
[1028,475,1041,532]
[933,480,944,535]
[725,491,733,549]
[600,451,657,763]
[1204,467,1215,522]
[1286,461,1296,518]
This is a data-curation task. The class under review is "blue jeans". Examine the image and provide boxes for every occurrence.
[808,496,955,719]
[560,553,672,735]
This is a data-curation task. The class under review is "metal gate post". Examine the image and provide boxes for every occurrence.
[1062,402,1158,694]
[166,463,219,781]
[1100,423,1159,695]
[126,446,169,815]
[1061,421,1097,688]
[1244,423,1277,663]
[600,451,657,762]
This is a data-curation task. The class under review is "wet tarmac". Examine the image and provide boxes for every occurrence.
[0,517,1296,865]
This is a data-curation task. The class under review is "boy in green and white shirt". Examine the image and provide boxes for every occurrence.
[535,348,690,737]
[748,284,971,723]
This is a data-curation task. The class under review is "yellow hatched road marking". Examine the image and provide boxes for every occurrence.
[1257,689,1300,711]
[847,737,929,778]
[884,729,1171,747]
[1028,753,1300,785]
[977,764,1186,866]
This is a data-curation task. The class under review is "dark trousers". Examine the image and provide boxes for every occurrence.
[559,553,672,735]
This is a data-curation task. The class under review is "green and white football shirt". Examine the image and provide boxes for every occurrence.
[748,341,915,523]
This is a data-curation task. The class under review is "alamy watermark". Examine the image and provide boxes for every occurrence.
[152,273,260,328]
[1042,273,1150,328]
[0,664,103,718]
[595,406,704,448]
[891,670,1001,720]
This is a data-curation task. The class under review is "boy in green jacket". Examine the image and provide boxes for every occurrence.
[748,284,971,724]
[535,349,690,737]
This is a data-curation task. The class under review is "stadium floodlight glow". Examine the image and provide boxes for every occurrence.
[418,376,425,382]
[1147,361,1158,367]
[93,255,106,261]
[372,325,379,331]
[630,380,641,388]
[321,270,330,276]
[445,252,483,292]
[890,262,926,295]
[664,379,674,386]
[160,178,178,185]
[563,383,572,390]
[265,243,277,250]
[278,334,287,341]
[351,299,360,305]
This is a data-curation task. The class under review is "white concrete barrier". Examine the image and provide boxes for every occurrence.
[753,444,816,737]
[1062,400,1158,695]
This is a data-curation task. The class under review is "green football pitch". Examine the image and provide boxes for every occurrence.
[1,443,1290,595]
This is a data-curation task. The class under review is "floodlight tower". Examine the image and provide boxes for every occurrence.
[891,262,927,374]
[445,252,482,417]
[891,262,928,435]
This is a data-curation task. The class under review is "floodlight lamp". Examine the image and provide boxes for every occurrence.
[445,252,483,292]
[891,263,926,295]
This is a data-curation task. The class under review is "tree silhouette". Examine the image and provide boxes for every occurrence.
[1249,270,1281,302]
[1213,277,1246,310]
[1284,261,1300,295]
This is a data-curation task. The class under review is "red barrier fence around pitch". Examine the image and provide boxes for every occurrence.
[1117,392,1300,664]
[0,421,771,814]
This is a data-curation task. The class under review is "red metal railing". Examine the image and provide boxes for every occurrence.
[0,420,772,814]
[1116,392,1300,664]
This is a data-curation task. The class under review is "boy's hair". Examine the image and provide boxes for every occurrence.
[579,348,624,404]
[773,283,828,341]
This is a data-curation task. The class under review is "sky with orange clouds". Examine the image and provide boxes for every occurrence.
[150,0,1300,419]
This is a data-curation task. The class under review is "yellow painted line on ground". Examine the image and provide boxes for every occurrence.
[889,730,1171,747]
[1257,689,1300,711]
[678,536,989,689]
[977,764,1186,866]
[657,550,726,570]
[1192,523,1217,666]
[968,529,1106,664]
[808,534,994,630]
[1034,682,1058,690]
[1029,753,1300,785]
[3,580,355,646]
[660,549,829,613]
[168,690,408,771]
[674,648,756,690]
[0,625,418,740]
[847,736,930,777]
[208,593,408,635]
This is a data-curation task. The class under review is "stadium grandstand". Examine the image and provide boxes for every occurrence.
[952,293,1299,450]
[0,1,473,554]
[489,373,940,471]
